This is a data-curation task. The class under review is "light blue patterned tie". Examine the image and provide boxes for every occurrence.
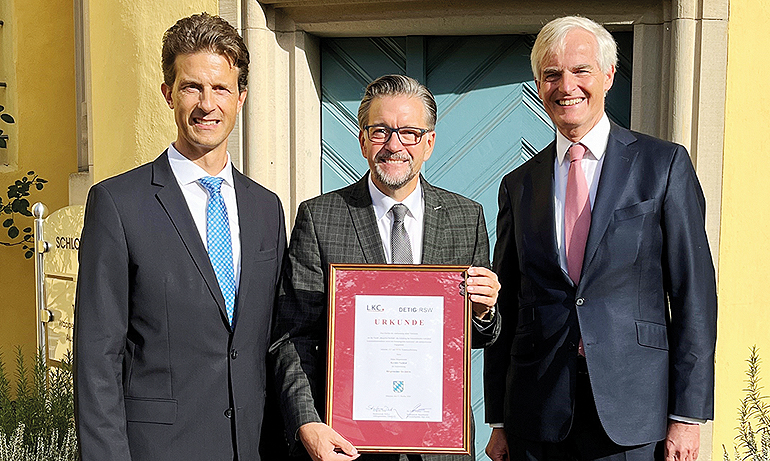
[199,176,236,325]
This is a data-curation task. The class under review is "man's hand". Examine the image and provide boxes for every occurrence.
[298,422,359,461]
[485,427,509,461]
[665,421,700,461]
[467,266,500,318]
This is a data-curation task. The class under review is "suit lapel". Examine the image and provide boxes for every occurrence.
[347,175,387,264]
[152,152,229,323]
[233,170,256,325]
[530,143,564,279]
[583,124,639,273]
[421,177,445,265]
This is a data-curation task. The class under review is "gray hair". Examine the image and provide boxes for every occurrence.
[357,74,437,131]
[530,16,618,81]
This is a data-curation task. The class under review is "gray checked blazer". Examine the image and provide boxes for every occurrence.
[268,173,500,461]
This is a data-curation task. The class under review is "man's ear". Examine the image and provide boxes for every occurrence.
[359,131,367,158]
[237,88,248,113]
[603,65,616,93]
[422,130,436,162]
[161,83,174,109]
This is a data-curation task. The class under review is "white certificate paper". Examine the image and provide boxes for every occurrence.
[352,295,444,422]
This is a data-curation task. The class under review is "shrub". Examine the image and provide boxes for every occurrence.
[0,347,76,461]
[724,346,770,461]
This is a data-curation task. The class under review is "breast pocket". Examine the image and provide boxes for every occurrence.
[614,199,656,221]
[253,247,278,262]
[606,199,657,265]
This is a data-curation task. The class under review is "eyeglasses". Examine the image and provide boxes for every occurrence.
[363,125,431,146]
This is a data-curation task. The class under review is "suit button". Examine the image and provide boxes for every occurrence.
[576,298,585,306]
[224,408,233,418]
[230,349,238,360]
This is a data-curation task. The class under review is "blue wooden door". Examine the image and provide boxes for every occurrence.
[321,34,632,458]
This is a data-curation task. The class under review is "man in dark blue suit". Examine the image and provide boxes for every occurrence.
[484,16,717,461]
[74,13,285,460]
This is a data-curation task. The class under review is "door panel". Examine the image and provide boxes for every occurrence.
[321,33,632,458]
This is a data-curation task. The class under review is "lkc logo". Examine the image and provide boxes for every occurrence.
[393,381,404,393]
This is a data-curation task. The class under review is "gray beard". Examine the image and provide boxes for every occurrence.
[373,160,416,190]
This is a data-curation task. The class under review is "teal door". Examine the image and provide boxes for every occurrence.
[321,33,632,458]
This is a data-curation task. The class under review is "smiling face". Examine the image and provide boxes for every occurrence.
[536,28,615,142]
[359,95,436,201]
[161,51,247,163]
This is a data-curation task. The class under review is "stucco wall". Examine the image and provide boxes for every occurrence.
[85,0,218,183]
[713,0,770,454]
[0,0,77,360]
[0,0,219,366]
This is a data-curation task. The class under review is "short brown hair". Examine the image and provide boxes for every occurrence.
[161,13,249,92]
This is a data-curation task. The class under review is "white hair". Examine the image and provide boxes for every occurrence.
[530,16,618,80]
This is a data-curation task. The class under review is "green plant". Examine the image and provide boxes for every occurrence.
[0,105,14,150]
[0,347,76,461]
[0,171,47,258]
[724,346,770,461]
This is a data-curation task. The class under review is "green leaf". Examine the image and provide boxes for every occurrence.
[1,114,15,124]
[2,218,11,228]
[37,178,48,183]
[0,139,6,149]
[35,183,43,190]
[22,227,31,233]
[0,105,4,111]
[8,226,19,239]
[27,170,34,175]
[24,250,33,259]
[11,198,29,213]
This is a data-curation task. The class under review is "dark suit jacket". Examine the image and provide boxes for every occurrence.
[269,174,500,458]
[74,152,286,461]
[484,122,717,446]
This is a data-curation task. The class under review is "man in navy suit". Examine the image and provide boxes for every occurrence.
[484,16,717,461]
[74,13,285,460]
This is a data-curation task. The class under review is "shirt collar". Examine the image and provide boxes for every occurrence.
[555,113,611,165]
[167,143,234,187]
[367,174,423,221]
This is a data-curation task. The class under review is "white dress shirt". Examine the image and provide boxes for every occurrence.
[167,144,242,290]
[368,175,424,264]
[553,113,610,278]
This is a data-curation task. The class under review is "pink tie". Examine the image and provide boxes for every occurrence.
[565,143,591,284]
[565,143,590,356]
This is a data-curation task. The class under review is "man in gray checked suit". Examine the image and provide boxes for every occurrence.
[269,74,501,461]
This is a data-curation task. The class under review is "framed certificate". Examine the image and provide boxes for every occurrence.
[326,264,471,454]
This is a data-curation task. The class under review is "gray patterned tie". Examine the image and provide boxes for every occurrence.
[390,203,413,264]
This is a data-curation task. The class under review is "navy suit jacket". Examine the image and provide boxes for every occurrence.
[484,122,717,445]
[74,152,286,460]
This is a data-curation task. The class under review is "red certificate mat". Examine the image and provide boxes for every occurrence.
[326,264,471,454]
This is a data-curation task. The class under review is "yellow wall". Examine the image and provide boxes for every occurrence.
[86,0,218,182]
[714,0,770,455]
[0,0,77,360]
[0,0,219,365]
